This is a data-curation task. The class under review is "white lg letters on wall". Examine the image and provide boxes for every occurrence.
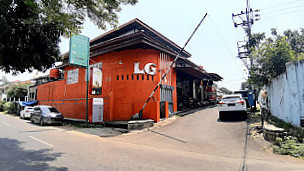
[134,62,145,74]
[134,62,156,75]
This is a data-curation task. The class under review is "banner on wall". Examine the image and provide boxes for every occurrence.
[91,68,102,95]
[92,98,103,122]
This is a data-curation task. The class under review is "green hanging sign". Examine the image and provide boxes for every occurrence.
[69,35,90,68]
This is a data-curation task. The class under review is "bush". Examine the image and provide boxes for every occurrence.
[0,101,6,112]
[4,102,17,114]
[273,136,304,158]
[268,115,304,143]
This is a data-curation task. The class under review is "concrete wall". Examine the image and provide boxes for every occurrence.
[267,60,304,127]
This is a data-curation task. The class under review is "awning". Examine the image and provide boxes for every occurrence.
[18,101,38,107]
[175,57,223,81]
[207,73,223,81]
[175,67,211,80]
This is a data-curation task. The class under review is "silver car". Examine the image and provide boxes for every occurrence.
[30,105,64,126]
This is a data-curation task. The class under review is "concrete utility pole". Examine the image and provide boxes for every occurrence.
[232,0,260,72]
[232,0,260,110]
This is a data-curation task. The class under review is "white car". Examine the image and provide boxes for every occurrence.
[20,106,34,119]
[218,94,247,120]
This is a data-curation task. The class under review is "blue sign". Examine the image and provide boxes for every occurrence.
[69,35,90,67]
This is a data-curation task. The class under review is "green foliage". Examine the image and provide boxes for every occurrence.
[249,32,266,50]
[241,80,251,90]
[7,82,31,99]
[0,101,6,112]
[273,136,304,158]
[0,0,137,73]
[249,28,304,87]
[268,115,293,130]
[4,102,17,114]
[268,115,304,143]
[250,36,295,86]
[283,28,304,54]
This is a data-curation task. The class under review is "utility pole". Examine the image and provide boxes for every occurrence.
[232,0,260,70]
[246,0,253,69]
[232,0,260,110]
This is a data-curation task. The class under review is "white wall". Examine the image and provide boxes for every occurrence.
[267,59,304,127]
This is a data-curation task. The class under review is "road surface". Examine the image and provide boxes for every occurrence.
[0,107,303,170]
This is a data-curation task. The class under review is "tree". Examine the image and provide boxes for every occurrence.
[7,82,32,100]
[283,29,304,60]
[0,76,9,86]
[0,0,137,74]
[250,34,295,87]
[241,80,250,90]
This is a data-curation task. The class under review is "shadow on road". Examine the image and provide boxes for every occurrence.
[0,138,67,171]
[148,129,187,143]
[19,128,57,133]
[217,118,247,123]
[177,105,217,117]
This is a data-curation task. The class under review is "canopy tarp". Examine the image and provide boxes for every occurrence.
[18,101,38,107]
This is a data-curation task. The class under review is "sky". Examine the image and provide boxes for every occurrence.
[1,0,304,91]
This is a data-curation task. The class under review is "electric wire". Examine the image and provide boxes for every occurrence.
[260,4,304,15]
[260,0,304,10]
[208,15,248,87]
[208,15,246,74]
[261,8,304,19]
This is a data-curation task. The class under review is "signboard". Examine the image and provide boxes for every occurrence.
[92,68,102,95]
[133,62,156,75]
[92,98,103,122]
[66,69,79,85]
[69,35,90,67]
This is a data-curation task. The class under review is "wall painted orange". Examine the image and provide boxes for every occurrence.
[37,48,177,122]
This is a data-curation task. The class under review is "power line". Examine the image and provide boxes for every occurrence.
[261,8,304,19]
[260,0,304,10]
[208,16,234,57]
[208,15,246,74]
[261,4,304,15]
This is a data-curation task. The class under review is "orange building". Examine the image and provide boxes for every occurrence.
[36,19,222,123]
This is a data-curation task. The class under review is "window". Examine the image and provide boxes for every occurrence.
[121,75,124,80]
[137,75,139,80]
[40,106,59,113]
[222,97,241,102]
[147,75,149,80]
[132,75,134,80]
[142,75,144,80]
[117,75,119,80]
[67,69,79,85]
[127,75,129,80]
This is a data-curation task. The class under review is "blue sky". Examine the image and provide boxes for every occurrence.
[2,0,304,91]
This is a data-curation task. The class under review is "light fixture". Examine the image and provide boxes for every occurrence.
[119,60,123,65]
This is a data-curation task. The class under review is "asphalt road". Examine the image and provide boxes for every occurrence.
[0,107,303,171]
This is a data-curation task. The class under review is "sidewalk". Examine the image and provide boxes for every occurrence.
[58,116,178,137]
